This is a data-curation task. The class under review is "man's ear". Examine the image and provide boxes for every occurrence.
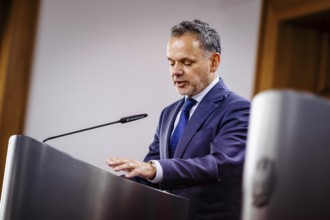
[210,53,221,72]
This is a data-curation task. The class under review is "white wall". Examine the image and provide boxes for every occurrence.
[24,0,261,172]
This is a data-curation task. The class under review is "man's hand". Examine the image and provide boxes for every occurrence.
[106,157,156,179]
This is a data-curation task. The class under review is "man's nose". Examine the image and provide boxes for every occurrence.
[171,63,184,76]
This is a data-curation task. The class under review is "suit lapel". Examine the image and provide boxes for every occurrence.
[174,79,229,158]
[160,98,185,159]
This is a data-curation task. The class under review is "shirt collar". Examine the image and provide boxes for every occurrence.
[185,76,219,103]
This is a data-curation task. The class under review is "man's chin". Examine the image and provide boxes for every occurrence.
[176,88,192,97]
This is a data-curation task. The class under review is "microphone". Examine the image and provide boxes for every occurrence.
[43,113,148,143]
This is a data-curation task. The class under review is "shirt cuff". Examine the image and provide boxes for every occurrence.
[147,160,163,184]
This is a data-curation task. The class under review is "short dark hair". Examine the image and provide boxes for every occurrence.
[171,19,222,54]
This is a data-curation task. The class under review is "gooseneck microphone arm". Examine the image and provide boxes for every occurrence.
[43,113,148,143]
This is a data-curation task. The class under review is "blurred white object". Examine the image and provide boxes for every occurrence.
[242,90,330,220]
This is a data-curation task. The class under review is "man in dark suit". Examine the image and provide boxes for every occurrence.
[107,20,250,220]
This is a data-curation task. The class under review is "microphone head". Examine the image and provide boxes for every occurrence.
[120,114,148,123]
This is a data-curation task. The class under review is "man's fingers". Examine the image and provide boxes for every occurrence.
[114,162,134,171]
[106,157,128,166]
[106,158,155,179]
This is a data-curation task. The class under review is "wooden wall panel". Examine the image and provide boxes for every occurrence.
[273,24,322,91]
[318,33,330,93]
[254,0,330,96]
[0,0,40,195]
[253,0,279,93]
[274,0,330,20]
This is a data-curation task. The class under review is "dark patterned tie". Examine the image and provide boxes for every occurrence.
[169,98,197,158]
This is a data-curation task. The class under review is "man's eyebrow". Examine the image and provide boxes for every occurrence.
[167,57,194,62]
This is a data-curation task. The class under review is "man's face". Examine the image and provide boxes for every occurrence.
[167,33,218,97]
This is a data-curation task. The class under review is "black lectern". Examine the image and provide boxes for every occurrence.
[0,135,189,220]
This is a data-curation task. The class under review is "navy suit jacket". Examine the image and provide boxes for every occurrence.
[143,78,250,220]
